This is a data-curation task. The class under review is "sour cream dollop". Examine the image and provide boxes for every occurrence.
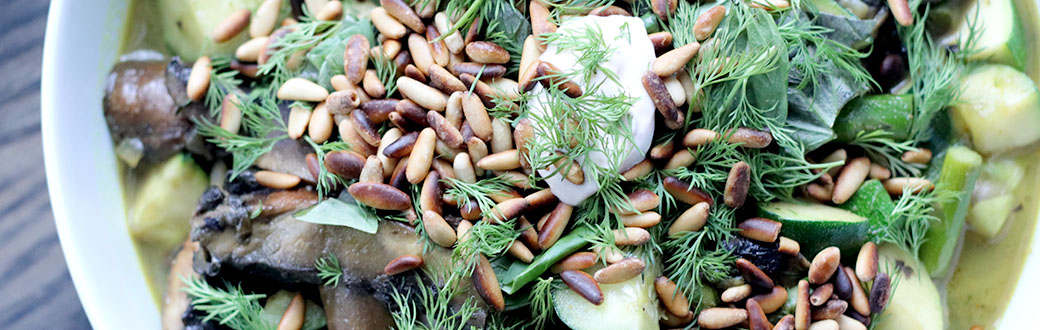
[527,16,658,205]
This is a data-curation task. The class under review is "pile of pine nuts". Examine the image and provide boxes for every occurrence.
[803,147,934,205]
[180,0,902,324]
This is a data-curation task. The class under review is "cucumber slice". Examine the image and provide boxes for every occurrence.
[952,64,1040,155]
[128,154,208,250]
[553,272,660,330]
[967,194,1014,238]
[959,0,1027,70]
[159,0,265,61]
[758,202,869,257]
[837,179,894,238]
[833,94,914,142]
[876,244,943,330]
[919,145,983,277]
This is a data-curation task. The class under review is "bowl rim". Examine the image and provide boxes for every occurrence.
[40,0,1040,329]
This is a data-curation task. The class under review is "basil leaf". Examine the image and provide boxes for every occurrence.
[293,198,379,234]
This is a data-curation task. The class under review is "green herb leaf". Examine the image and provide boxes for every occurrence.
[315,253,344,287]
[180,276,271,330]
[293,198,379,234]
[496,226,592,294]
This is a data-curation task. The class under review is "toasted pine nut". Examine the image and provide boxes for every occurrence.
[362,70,386,98]
[664,75,686,106]
[518,35,541,78]
[594,257,646,284]
[325,150,366,179]
[809,247,841,284]
[251,0,280,37]
[349,182,411,210]
[561,270,604,305]
[746,299,771,330]
[662,176,713,205]
[398,76,448,111]
[330,74,350,91]
[466,41,510,64]
[452,153,477,184]
[235,37,268,62]
[213,9,250,43]
[807,183,833,202]
[779,236,801,256]
[382,39,402,59]
[694,6,726,41]
[621,211,661,228]
[462,93,493,140]
[377,128,402,175]
[278,78,328,102]
[350,110,380,146]
[796,280,811,329]
[654,42,700,77]
[750,285,788,314]
[811,299,848,321]
[490,118,513,153]
[834,263,854,300]
[326,90,361,116]
[551,251,597,273]
[484,197,529,224]
[423,210,456,247]
[407,33,435,74]
[651,0,678,21]
[883,177,934,195]
[870,273,891,313]
[538,203,573,249]
[276,293,305,330]
[613,189,660,215]
[808,319,840,330]
[476,149,521,171]
[869,163,891,180]
[518,60,541,92]
[844,266,871,316]
[738,217,781,243]
[525,188,557,212]
[434,13,464,53]
[371,7,407,39]
[810,283,834,306]
[724,161,751,208]
[901,148,932,164]
[425,112,462,149]
[286,105,310,139]
[832,157,870,204]
[219,94,243,135]
[453,62,507,79]
[308,103,333,143]
[721,283,752,303]
[727,127,773,148]
[316,0,342,20]
[820,148,847,177]
[446,92,465,128]
[381,0,424,32]
[360,155,383,183]
[589,5,631,16]
[508,240,534,263]
[697,308,747,329]
[613,227,651,246]
[405,128,437,184]
[427,64,467,94]
[856,242,878,282]
[341,34,370,85]
[775,315,796,330]
[420,171,442,215]
[655,276,691,317]
[621,159,653,181]
[888,0,913,26]
[682,129,718,147]
[649,31,673,53]
[472,254,505,311]
[304,0,328,14]
[187,56,212,101]
[735,258,774,289]
[650,137,676,160]
[466,137,489,176]
[455,219,474,242]
[537,61,583,97]
[665,150,695,170]
[384,254,423,275]
[554,156,585,184]
[529,1,556,51]
[383,131,417,158]
[255,171,301,189]
[643,72,683,129]
[837,315,867,330]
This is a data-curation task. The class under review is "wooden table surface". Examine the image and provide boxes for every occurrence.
[1,0,92,328]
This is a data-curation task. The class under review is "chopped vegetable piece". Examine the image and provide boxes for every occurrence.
[758,202,869,257]
[952,64,1040,155]
[833,94,914,142]
[919,145,982,276]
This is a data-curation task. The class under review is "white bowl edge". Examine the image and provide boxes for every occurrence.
[42,0,159,328]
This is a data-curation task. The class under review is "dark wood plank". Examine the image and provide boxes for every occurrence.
[0,0,91,328]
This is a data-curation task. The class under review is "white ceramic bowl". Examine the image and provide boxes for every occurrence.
[40,0,1040,328]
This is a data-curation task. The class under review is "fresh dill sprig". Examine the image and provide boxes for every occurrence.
[749,141,839,201]
[179,276,270,330]
[777,12,874,91]
[315,253,343,287]
[527,277,557,330]
[258,8,342,83]
[389,275,481,330]
[955,0,985,61]
[661,204,739,312]
[877,185,955,257]
[442,175,519,221]
[538,24,619,84]
[303,137,351,199]
[205,56,242,117]
[194,92,287,180]
[899,3,961,143]
[543,0,613,23]
[665,0,700,47]
[449,218,522,281]
[372,49,398,96]
[848,130,925,177]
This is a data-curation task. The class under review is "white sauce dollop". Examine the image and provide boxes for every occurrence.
[527,16,658,205]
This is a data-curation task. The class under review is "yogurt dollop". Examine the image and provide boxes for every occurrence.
[526,16,658,205]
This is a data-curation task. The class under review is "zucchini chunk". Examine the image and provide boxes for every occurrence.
[919,145,983,277]
[959,0,1027,70]
[159,0,266,61]
[967,159,1024,238]
[876,244,943,330]
[758,202,869,257]
[952,64,1040,155]
[128,154,208,250]
[554,272,660,330]
[833,94,913,142]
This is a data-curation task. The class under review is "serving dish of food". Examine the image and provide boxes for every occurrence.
[40,0,1040,328]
